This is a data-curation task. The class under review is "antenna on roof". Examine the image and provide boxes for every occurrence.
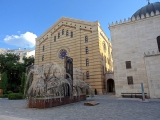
[146,0,150,4]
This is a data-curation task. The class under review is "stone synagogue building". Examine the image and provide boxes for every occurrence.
[35,17,113,94]
[109,2,160,98]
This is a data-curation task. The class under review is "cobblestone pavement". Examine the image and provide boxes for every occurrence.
[0,95,160,120]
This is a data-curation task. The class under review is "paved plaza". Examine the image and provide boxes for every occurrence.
[0,95,160,120]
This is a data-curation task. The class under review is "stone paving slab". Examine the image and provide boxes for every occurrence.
[84,101,99,106]
[0,115,29,120]
[0,95,160,120]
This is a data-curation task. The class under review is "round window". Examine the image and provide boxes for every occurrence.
[59,49,67,59]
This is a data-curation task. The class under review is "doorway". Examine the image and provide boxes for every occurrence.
[107,79,115,92]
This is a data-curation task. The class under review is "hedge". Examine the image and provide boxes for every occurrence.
[8,93,23,100]
[0,94,8,98]
[7,91,13,94]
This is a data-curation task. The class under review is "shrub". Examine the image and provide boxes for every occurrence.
[0,94,8,98]
[8,93,23,100]
[7,91,13,94]
[94,89,97,95]
[86,95,89,98]
[3,94,8,98]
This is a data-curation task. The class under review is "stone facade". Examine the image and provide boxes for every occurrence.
[35,17,113,94]
[109,9,160,98]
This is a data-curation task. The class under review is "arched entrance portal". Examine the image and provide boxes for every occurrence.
[107,79,115,93]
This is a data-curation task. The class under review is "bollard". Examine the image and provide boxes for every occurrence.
[141,83,145,101]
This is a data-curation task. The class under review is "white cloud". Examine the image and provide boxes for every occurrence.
[4,32,37,48]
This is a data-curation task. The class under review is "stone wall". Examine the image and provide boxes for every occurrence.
[144,54,160,98]
[109,14,160,98]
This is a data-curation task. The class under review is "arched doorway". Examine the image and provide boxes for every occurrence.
[107,79,115,93]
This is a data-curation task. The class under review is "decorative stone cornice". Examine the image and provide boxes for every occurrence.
[109,10,160,27]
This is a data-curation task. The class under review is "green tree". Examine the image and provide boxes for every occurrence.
[20,72,26,93]
[23,56,34,68]
[0,53,34,92]
[0,72,8,94]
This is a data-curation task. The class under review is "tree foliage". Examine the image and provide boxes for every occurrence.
[0,72,8,94]
[20,72,26,93]
[0,53,34,92]
[23,56,34,68]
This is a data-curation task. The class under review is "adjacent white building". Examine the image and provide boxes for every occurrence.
[0,49,6,54]
[0,48,35,63]
[109,2,160,98]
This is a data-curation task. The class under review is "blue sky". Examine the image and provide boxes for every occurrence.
[0,0,159,49]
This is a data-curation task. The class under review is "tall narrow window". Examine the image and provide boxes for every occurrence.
[127,76,133,85]
[58,33,60,39]
[54,36,56,42]
[86,47,89,54]
[107,58,110,65]
[86,59,89,66]
[86,71,89,79]
[42,55,44,61]
[71,31,73,38]
[103,42,106,52]
[157,36,160,52]
[108,47,110,55]
[62,29,64,35]
[66,30,68,36]
[126,61,131,69]
[42,46,44,52]
[85,36,88,43]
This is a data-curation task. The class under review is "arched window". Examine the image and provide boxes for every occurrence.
[42,55,44,61]
[71,31,73,38]
[86,71,89,79]
[108,47,110,55]
[54,36,56,42]
[103,42,106,52]
[58,33,60,39]
[86,47,89,54]
[157,36,160,52]
[62,29,64,35]
[86,59,89,66]
[85,36,88,43]
[42,46,44,52]
[66,30,68,36]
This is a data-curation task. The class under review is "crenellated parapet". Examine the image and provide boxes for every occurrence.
[144,50,160,57]
[109,10,160,27]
